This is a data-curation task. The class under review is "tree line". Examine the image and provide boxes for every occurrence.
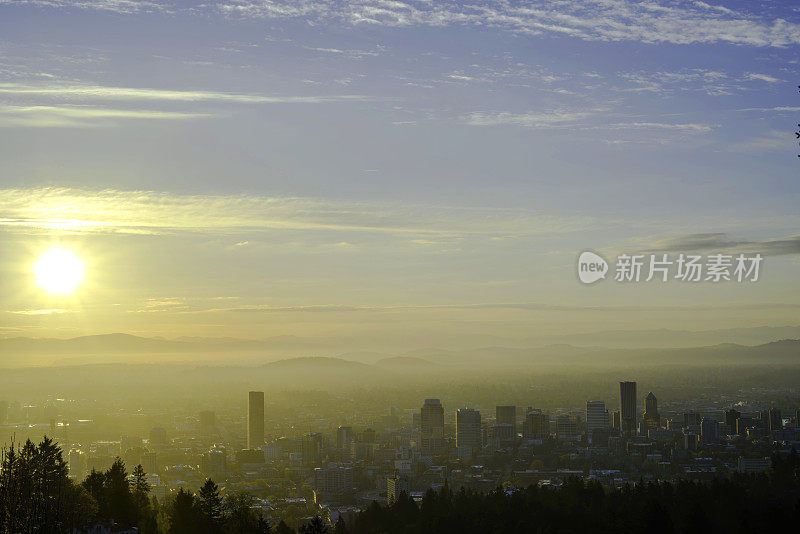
[2,437,799,533]
[343,450,800,534]
[0,436,325,534]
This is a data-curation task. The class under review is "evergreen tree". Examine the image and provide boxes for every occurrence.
[299,515,329,534]
[274,519,296,534]
[224,490,271,533]
[197,478,224,533]
[132,464,156,534]
[169,487,198,534]
[104,458,137,526]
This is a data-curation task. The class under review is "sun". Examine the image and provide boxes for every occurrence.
[34,248,85,294]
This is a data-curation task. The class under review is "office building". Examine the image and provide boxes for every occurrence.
[724,408,741,432]
[642,392,660,430]
[420,399,445,455]
[523,409,550,440]
[387,473,410,505]
[496,405,517,437]
[314,466,353,498]
[336,426,353,449]
[700,417,719,444]
[247,391,265,450]
[620,381,637,436]
[456,408,481,460]
[768,408,782,432]
[586,401,609,443]
[556,415,580,442]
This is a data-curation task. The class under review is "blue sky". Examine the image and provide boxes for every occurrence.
[0,0,798,341]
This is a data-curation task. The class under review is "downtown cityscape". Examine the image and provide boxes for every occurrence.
[1,369,799,531]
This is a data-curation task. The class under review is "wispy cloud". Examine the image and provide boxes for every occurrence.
[214,0,800,48]
[464,109,600,128]
[4,1,799,48]
[0,82,372,104]
[0,187,595,237]
[0,0,164,14]
[0,104,210,127]
[463,110,712,135]
[642,232,800,256]
[746,73,782,83]
[7,308,75,315]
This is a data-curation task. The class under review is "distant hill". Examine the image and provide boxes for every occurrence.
[258,356,389,384]
[374,356,437,370]
[0,333,797,369]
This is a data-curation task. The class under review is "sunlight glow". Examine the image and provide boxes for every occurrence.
[34,248,85,294]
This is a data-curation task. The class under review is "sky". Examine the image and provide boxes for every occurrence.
[0,0,799,343]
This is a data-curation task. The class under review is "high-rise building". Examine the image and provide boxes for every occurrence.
[724,409,741,432]
[202,446,227,480]
[620,381,637,436]
[420,399,445,455]
[247,391,265,450]
[336,426,353,449]
[556,415,580,442]
[313,466,353,498]
[642,392,660,430]
[387,473,410,505]
[586,401,609,443]
[496,406,517,437]
[700,417,719,444]
[768,408,782,432]
[684,411,702,428]
[522,409,549,440]
[611,411,621,433]
[456,408,481,460]
[301,432,323,466]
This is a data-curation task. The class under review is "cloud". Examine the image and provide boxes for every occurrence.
[186,300,800,315]
[592,122,714,133]
[0,187,594,238]
[0,0,164,13]
[7,309,74,315]
[732,130,792,152]
[0,82,372,104]
[464,109,599,128]
[746,73,782,83]
[642,233,800,256]
[213,0,800,48]
[6,1,800,48]
[0,105,211,127]
[463,110,712,135]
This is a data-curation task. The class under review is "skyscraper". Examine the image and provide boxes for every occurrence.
[768,408,782,432]
[336,426,353,450]
[724,408,741,431]
[456,408,482,459]
[620,381,637,436]
[496,405,517,437]
[247,391,265,450]
[642,392,660,430]
[701,417,719,444]
[586,401,609,443]
[420,398,445,455]
[522,409,550,440]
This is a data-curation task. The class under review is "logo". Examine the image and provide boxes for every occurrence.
[577,251,608,284]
